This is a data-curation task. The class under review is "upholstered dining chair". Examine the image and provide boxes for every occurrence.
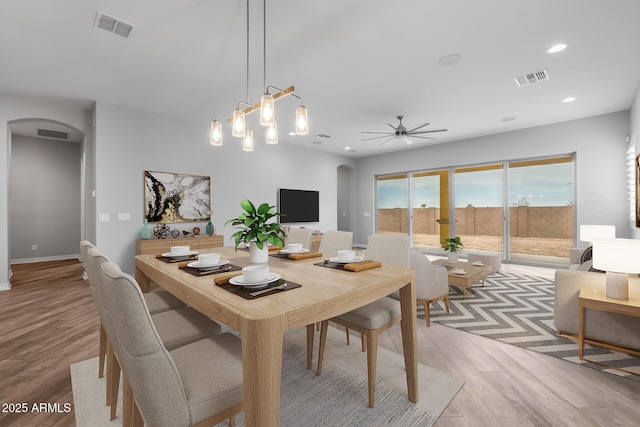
[409,250,450,326]
[80,241,188,379]
[318,230,353,258]
[286,227,313,249]
[85,246,224,421]
[99,260,243,427]
[316,234,410,408]
[306,230,355,369]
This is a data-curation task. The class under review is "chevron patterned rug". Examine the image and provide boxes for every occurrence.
[422,271,640,381]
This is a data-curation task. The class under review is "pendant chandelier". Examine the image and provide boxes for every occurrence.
[210,0,308,151]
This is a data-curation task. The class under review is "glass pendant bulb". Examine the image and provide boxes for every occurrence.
[210,120,223,146]
[260,93,275,126]
[243,129,254,152]
[266,121,278,144]
[295,105,309,135]
[232,109,246,137]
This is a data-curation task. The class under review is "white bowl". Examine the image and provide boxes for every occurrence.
[171,245,190,255]
[198,253,221,267]
[242,265,270,282]
[336,249,356,262]
[286,243,303,253]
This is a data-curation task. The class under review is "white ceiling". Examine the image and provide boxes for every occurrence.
[2,0,640,157]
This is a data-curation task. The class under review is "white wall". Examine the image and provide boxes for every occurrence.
[94,101,356,273]
[0,94,90,288]
[353,111,631,247]
[10,136,81,260]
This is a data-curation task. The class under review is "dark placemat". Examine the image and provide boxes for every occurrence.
[215,278,302,300]
[179,264,242,277]
[314,260,382,272]
[314,260,348,270]
[155,254,198,264]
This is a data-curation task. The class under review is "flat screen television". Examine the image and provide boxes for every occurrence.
[278,188,319,223]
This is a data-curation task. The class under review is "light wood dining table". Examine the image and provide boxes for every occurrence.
[134,246,418,427]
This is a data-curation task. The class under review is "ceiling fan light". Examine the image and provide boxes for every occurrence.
[266,122,278,144]
[210,120,223,146]
[242,128,254,151]
[295,105,308,135]
[260,93,275,126]
[232,109,246,137]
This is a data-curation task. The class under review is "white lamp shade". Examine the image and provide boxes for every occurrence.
[266,122,278,144]
[295,105,308,135]
[579,225,615,243]
[592,238,640,274]
[260,93,275,126]
[210,120,223,146]
[232,109,246,137]
[242,129,254,152]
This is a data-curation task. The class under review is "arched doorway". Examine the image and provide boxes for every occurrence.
[337,164,353,232]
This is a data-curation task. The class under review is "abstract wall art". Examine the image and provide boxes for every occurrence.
[144,170,210,223]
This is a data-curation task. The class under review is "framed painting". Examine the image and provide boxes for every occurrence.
[636,154,640,228]
[144,170,210,223]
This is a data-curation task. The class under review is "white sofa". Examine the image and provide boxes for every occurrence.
[554,269,640,352]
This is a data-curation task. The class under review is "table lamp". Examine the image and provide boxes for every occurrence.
[592,238,640,300]
[580,225,615,243]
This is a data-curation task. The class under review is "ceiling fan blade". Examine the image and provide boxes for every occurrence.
[361,134,395,142]
[387,123,397,130]
[409,128,447,134]
[408,135,436,140]
[406,122,430,133]
[380,136,396,146]
[360,131,394,135]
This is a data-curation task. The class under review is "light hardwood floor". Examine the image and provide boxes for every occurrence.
[1,259,639,426]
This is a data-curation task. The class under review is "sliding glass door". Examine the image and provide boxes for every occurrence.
[411,170,449,250]
[375,174,409,236]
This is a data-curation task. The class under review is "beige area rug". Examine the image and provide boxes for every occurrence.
[71,326,463,426]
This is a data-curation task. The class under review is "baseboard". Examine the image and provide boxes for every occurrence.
[0,282,11,291]
[11,254,81,264]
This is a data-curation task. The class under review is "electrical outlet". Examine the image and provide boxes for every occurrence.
[32,244,37,251]
[99,213,110,222]
[118,213,130,221]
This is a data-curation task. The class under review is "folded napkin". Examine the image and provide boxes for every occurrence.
[268,246,282,251]
[213,272,243,286]
[288,251,323,260]
[343,260,382,272]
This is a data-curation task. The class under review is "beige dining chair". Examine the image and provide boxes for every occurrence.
[286,227,313,249]
[99,260,243,427]
[80,241,188,379]
[85,246,223,421]
[316,234,409,408]
[409,249,450,326]
[318,230,353,258]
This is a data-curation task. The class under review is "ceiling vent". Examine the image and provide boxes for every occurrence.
[514,69,550,87]
[95,11,135,38]
[37,129,69,140]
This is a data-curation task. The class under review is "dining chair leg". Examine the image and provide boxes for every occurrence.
[317,320,329,375]
[132,397,144,427]
[422,301,431,327]
[109,351,121,421]
[361,333,366,352]
[345,326,350,345]
[105,339,112,406]
[99,323,107,378]
[123,373,134,427]
[229,415,236,426]
[306,324,315,370]
[444,294,450,313]
[365,330,378,408]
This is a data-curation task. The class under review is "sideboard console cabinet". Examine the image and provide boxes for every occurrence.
[136,235,224,255]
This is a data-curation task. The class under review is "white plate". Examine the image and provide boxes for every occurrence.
[329,256,363,264]
[472,261,484,266]
[162,250,198,258]
[453,269,466,275]
[229,273,282,288]
[279,248,310,254]
[187,259,230,270]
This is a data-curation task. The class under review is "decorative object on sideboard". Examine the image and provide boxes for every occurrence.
[206,210,214,236]
[153,223,171,239]
[171,229,180,238]
[443,236,464,263]
[209,0,308,151]
[592,238,640,300]
[225,199,285,264]
[192,227,200,235]
[144,170,210,223]
[139,219,152,240]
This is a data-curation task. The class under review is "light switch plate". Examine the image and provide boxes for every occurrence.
[99,213,110,222]
[118,213,130,221]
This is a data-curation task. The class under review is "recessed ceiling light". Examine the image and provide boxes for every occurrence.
[312,140,323,145]
[500,116,516,122]
[289,132,296,136]
[547,43,567,53]
[562,97,576,103]
[438,54,462,67]
[344,147,351,150]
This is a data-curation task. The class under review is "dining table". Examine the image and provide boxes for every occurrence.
[134,245,418,427]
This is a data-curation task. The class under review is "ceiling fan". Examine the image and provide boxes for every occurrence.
[361,115,447,146]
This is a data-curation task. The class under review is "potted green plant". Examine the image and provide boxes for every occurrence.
[225,199,285,263]
[443,236,464,263]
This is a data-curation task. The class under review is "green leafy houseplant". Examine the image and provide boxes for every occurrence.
[443,236,464,253]
[225,200,285,250]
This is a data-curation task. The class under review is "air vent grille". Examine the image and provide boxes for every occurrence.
[37,129,69,140]
[514,69,550,87]
[95,11,135,38]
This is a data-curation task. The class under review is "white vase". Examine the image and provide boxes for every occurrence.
[447,252,459,263]
[249,241,269,264]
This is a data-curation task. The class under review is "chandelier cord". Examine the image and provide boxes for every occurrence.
[246,0,250,105]
[263,0,267,93]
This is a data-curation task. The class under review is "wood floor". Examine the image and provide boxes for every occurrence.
[1,259,640,426]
